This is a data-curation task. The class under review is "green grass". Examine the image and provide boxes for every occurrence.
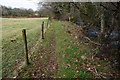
[53,20,93,78]
[18,20,114,78]
[17,20,93,78]
[52,20,115,78]
[17,19,55,78]
[2,19,117,78]
[2,18,48,78]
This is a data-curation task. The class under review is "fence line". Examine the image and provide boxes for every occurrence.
[22,18,50,65]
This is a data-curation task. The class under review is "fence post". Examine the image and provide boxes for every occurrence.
[47,19,49,28]
[22,29,30,65]
[41,21,44,39]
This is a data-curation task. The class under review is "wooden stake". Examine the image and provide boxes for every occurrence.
[22,29,29,65]
[41,21,44,39]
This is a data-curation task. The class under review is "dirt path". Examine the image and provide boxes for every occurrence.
[37,26,58,78]
[18,22,58,78]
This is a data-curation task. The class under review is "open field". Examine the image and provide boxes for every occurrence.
[2,18,48,77]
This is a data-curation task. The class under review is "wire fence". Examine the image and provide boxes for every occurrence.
[2,18,50,78]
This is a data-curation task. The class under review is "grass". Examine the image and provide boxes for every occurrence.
[2,18,48,78]
[42,20,117,78]
[53,20,93,78]
[2,19,119,78]
[18,20,95,78]
[18,19,56,78]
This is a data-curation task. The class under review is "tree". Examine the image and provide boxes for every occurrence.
[40,2,120,55]
[1,5,37,17]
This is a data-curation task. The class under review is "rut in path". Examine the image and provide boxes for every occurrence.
[32,26,57,78]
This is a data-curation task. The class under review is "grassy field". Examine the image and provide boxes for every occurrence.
[2,18,48,77]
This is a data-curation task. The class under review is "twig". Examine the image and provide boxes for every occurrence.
[82,36,101,46]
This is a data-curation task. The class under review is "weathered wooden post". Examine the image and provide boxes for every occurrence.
[22,29,30,65]
[47,19,49,28]
[41,21,44,39]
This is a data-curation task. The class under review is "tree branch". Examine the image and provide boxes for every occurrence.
[111,2,118,9]
[73,3,89,17]
[100,4,115,12]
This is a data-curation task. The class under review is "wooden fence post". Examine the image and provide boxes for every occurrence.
[41,21,44,39]
[47,19,49,28]
[22,29,30,65]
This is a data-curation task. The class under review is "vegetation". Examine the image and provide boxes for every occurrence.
[1,1,120,79]
[0,5,49,17]
[2,18,48,77]
[40,2,120,69]
[16,20,119,78]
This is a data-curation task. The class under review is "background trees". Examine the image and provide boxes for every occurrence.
[0,5,48,17]
[39,2,120,63]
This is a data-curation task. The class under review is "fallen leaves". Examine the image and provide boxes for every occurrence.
[63,74,66,77]
[13,76,17,78]
[87,67,97,73]
[65,64,71,69]
[81,55,86,60]
[41,73,45,76]
[40,56,43,58]
[74,70,79,74]
[74,65,78,69]
[74,75,78,78]
[75,59,79,62]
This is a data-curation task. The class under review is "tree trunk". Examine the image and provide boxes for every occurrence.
[101,13,104,34]
[99,4,105,52]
